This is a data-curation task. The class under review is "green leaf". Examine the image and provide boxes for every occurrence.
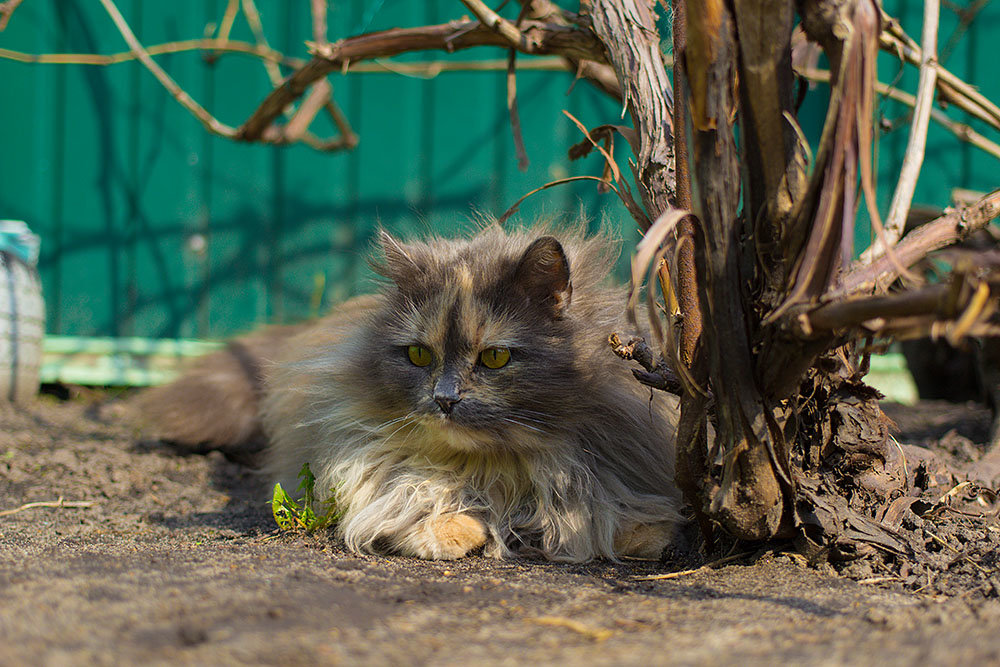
[297,462,316,496]
[297,462,318,513]
[271,482,300,531]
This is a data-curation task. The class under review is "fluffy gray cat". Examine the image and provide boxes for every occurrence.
[141,224,681,561]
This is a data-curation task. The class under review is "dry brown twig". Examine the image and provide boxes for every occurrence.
[837,188,1000,297]
[881,16,1000,131]
[0,39,297,67]
[496,175,618,225]
[529,617,613,642]
[506,49,530,171]
[223,0,355,151]
[0,0,24,31]
[97,0,238,139]
[282,79,331,143]
[795,278,992,338]
[865,0,940,262]
[562,110,650,228]
[631,551,754,581]
[0,497,95,517]
[0,46,579,74]
[310,0,328,47]
[210,0,240,58]
[461,0,529,49]
[940,0,991,63]
[239,0,282,82]
[237,16,606,143]
[798,67,1000,162]
[504,4,533,172]
[608,333,684,395]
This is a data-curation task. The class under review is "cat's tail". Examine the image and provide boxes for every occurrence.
[133,323,306,458]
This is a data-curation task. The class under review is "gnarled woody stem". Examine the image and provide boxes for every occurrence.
[237,18,606,142]
[684,0,790,539]
[837,188,1000,297]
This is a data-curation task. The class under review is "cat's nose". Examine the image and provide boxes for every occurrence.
[434,374,462,414]
[434,393,461,414]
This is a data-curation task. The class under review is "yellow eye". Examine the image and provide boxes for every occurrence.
[407,345,433,367]
[480,347,511,369]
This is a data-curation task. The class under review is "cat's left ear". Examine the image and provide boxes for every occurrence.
[513,236,572,319]
[376,230,421,284]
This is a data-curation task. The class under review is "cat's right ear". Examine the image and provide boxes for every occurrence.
[374,230,421,284]
[513,236,573,319]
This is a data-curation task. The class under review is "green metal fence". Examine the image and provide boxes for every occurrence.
[0,1,627,342]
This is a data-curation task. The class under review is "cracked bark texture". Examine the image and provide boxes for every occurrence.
[583,0,676,219]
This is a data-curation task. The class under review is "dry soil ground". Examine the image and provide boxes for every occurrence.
[1,395,999,666]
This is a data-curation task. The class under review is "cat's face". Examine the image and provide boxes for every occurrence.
[361,233,582,452]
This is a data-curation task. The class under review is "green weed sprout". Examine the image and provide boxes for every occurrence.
[271,463,342,532]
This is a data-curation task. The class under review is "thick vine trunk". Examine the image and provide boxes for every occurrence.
[584,0,796,539]
[669,0,713,542]
[683,0,793,539]
[589,0,909,545]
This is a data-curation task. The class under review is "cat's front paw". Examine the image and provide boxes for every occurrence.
[410,513,487,560]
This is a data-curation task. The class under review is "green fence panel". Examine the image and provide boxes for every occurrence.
[0,1,631,340]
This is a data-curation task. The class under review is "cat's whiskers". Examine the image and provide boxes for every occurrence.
[305,410,420,455]
[508,411,557,430]
[376,411,421,442]
[501,416,545,434]
[391,416,426,448]
[508,414,551,427]
[511,409,560,424]
[373,412,416,432]
[514,408,554,417]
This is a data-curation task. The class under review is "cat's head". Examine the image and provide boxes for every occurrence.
[360,228,590,453]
